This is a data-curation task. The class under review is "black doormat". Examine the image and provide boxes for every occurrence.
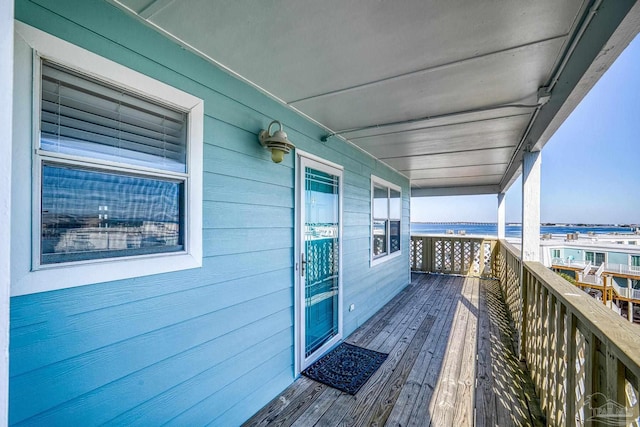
[302,342,388,395]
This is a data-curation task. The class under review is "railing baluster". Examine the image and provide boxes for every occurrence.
[555,302,566,425]
[605,344,625,410]
[584,330,595,420]
[521,265,529,362]
[566,313,578,425]
[546,294,556,423]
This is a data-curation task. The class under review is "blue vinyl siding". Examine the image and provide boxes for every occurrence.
[608,252,628,265]
[563,248,583,260]
[10,1,410,425]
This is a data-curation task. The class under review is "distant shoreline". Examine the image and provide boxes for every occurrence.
[411,222,639,227]
[410,223,638,238]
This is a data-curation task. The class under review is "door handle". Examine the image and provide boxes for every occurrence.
[301,252,306,277]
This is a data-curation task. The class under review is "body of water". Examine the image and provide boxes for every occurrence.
[411,223,635,238]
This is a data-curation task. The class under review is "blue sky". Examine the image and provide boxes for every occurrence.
[411,34,640,224]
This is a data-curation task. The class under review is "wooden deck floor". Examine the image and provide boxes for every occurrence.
[244,274,544,427]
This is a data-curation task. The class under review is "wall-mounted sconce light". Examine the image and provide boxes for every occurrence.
[258,120,295,163]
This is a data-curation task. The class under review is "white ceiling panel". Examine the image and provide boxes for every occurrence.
[291,38,564,131]
[384,147,514,172]
[408,164,508,181]
[351,115,531,148]
[353,115,529,161]
[411,175,505,188]
[122,0,584,102]
[110,0,640,195]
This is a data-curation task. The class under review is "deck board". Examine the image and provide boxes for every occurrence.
[244,274,542,427]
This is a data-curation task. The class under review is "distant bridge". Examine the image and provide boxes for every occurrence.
[414,222,498,226]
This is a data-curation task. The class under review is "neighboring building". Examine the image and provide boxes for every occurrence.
[543,236,640,323]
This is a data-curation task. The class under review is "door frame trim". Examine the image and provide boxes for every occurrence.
[294,150,344,375]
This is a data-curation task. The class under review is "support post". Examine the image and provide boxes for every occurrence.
[0,3,13,424]
[629,301,634,323]
[522,151,541,262]
[497,192,506,240]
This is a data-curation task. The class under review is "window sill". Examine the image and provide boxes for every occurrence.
[12,251,202,296]
[370,250,402,268]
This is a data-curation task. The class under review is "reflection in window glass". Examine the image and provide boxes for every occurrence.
[373,184,388,219]
[585,251,594,263]
[390,220,401,253]
[303,167,340,357]
[41,164,183,264]
[373,220,387,257]
[390,189,401,219]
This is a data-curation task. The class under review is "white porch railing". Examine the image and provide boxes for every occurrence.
[551,257,591,269]
[611,279,629,299]
[603,263,640,277]
[578,274,602,286]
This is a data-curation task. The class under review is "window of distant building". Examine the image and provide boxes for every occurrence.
[371,176,401,266]
[552,249,561,259]
[12,23,203,295]
[585,251,606,266]
[632,255,640,267]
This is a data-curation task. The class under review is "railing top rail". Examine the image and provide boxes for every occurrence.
[411,234,497,241]
[499,239,521,258]
[524,261,640,374]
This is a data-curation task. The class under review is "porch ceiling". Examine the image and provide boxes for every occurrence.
[111,0,640,196]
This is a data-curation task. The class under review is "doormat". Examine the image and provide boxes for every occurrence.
[302,342,388,395]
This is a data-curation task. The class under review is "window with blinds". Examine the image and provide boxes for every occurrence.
[40,61,188,173]
[37,60,190,265]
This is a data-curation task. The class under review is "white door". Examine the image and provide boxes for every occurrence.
[296,153,343,371]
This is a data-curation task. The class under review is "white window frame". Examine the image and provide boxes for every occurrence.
[12,22,203,296]
[370,175,402,267]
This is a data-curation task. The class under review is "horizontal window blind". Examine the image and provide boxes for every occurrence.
[40,61,188,173]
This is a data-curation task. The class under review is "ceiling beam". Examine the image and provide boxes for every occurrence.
[348,112,531,141]
[411,185,500,197]
[322,102,537,140]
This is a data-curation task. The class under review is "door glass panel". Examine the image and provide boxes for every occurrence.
[304,167,340,357]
